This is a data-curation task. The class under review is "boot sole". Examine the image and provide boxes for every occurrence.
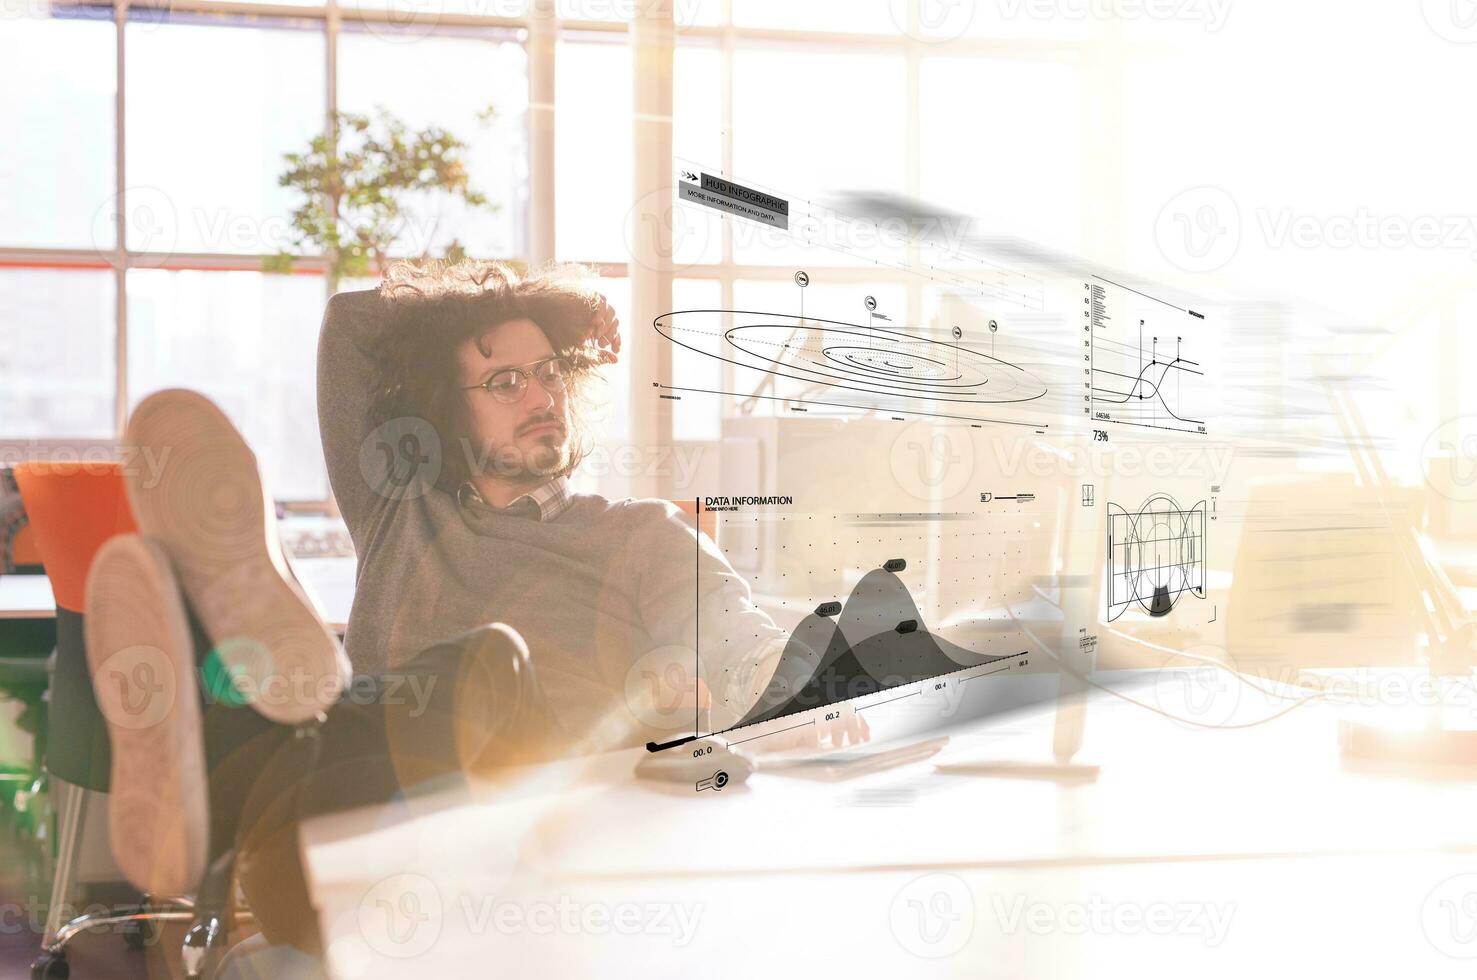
[85,533,208,896]
[124,389,349,725]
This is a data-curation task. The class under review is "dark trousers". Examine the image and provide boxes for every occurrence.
[198,622,564,955]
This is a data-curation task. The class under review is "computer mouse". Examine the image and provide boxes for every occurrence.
[633,737,752,792]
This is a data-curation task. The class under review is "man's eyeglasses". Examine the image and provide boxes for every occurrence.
[462,355,571,404]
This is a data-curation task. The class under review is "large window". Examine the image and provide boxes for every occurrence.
[1,1,1108,504]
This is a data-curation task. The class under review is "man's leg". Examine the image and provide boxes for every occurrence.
[229,622,556,955]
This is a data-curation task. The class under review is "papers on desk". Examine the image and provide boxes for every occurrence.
[750,735,950,780]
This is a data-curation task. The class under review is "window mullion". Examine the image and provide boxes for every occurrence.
[114,0,128,438]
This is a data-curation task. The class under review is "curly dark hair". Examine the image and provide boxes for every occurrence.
[371,259,606,489]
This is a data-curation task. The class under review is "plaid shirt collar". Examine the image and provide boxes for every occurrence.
[459,476,572,522]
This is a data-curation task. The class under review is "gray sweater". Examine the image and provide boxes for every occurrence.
[316,290,783,743]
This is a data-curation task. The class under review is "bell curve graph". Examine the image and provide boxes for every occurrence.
[1087,276,1210,435]
[645,556,1030,753]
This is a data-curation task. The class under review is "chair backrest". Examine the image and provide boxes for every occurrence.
[13,461,138,789]
[12,462,137,615]
[9,524,43,571]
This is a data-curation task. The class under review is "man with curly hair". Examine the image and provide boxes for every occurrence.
[318,259,826,747]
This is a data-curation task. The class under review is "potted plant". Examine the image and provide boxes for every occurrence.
[264,107,497,289]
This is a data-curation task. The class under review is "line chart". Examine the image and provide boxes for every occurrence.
[1086,280,1209,435]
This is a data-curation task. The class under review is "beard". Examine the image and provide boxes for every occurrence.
[520,435,569,478]
[464,431,571,483]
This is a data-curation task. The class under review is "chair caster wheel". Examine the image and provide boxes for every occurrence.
[122,916,159,950]
[30,953,69,980]
[182,913,224,979]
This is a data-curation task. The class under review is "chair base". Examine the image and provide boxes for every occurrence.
[32,902,192,980]
[32,900,253,980]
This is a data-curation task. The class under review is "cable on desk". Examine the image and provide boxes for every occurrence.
[1019,620,1337,730]
[1100,626,1314,702]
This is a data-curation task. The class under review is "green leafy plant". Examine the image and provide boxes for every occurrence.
[264,108,496,287]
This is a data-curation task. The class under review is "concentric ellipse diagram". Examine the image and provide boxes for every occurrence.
[654,310,1048,422]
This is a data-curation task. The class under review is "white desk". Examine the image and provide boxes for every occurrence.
[291,556,356,632]
[300,669,1477,979]
[0,574,55,619]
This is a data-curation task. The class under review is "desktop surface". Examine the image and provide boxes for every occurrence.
[300,667,1477,979]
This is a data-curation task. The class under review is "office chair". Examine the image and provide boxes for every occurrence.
[14,462,244,980]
